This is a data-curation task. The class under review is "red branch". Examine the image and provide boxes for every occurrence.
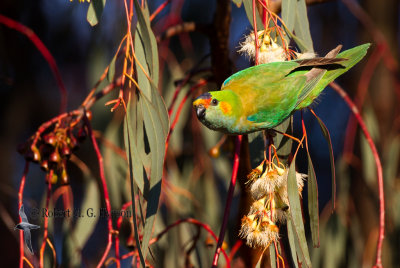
[85,118,114,268]
[115,201,133,267]
[252,0,259,65]
[166,79,207,149]
[330,82,385,268]
[229,240,243,262]
[149,0,171,22]
[343,44,385,156]
[149,218,230,264]
[0,15,68,113]
[212,135,242,268]
[40,171,53,268]
[18,161,30,268]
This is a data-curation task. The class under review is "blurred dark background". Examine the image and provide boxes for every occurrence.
[0,0,398,267]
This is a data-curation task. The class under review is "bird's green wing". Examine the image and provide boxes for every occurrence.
[295,43,370,109]
[221,61,301,89]
[246,75,307,127]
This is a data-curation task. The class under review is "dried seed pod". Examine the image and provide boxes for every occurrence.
[43,134,57,146]
[25,146,41,163]
[40,160,49,172]
[49,150,61,164]
[208,146,220,158]
[60,167,69,185]
[85,110,92,121]
[60,142,71,158]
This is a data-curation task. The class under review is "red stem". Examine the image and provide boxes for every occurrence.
[149,0,171,22]
[212,135,242,268]
[0,15,68,113]
[343,44,385,156]
[115,201,133,267]
[166,79,207,148]
[18,161,30,268]
[40,171,53,268]
[148,218,230,265]
[330,82,385,268]
[228,240,243,262]
[252,0,259,65]
[85,118,113,268]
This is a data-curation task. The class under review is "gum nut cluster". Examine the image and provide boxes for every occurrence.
[17,110,92,185]
[239,161,307,248]
[238,30,316,64]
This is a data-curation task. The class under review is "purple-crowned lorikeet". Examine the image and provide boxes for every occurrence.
[193,44,369,134]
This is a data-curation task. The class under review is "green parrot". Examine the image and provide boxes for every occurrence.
[193,43,369,134]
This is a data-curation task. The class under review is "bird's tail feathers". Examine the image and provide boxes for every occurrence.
[296,43,370,109]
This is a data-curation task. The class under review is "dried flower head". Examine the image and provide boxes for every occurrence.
[238,31,286,64]
[247,161,265,182]
[249,165,287,199]
[240,214,279,248]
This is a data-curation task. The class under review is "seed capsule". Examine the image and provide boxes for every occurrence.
[40,160,49,172]
[49,150,61,164]
[25,146,41,163]
[43,134,57,146]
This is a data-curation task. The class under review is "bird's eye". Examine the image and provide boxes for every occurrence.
[211,99,218,106]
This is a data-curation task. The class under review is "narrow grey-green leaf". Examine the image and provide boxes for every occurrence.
[243,0,264,30]
[134,0,156,83]
[125,118,146,267]
[103,116,128,207]
[87,0,106,26]
[269,243,277,268]
[232,0,243,8]
[294,0,313,52]
[124,94,145,194]
[307,151,320,247]
[281,0,297,38]
[287,158,312,267]
[312,111,336,211]
[286,220,299,268]
[140,93,167,260]
[134,28,152,100]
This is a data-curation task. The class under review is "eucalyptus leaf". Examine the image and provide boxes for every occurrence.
[312,111,336,211]
[125,113,146,267]
[294,0,313,52]
[243,0,264,30]
[87,0,106,26]
[281,0,297,41]
[287,220,299,268]
[287,158,312,267]
[269,243,277,268]
[124,95,146,194]
[232,0,243,8]
[307,151,320,247]
[140,93,167,260]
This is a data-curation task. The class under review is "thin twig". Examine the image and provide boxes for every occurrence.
[85,117,114,268]
[212,135,242,268]
[18,161,30,268]
[330,82,385,268]
[0,15,68,113]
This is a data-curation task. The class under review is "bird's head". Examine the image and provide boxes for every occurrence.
[193,90,241,133]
